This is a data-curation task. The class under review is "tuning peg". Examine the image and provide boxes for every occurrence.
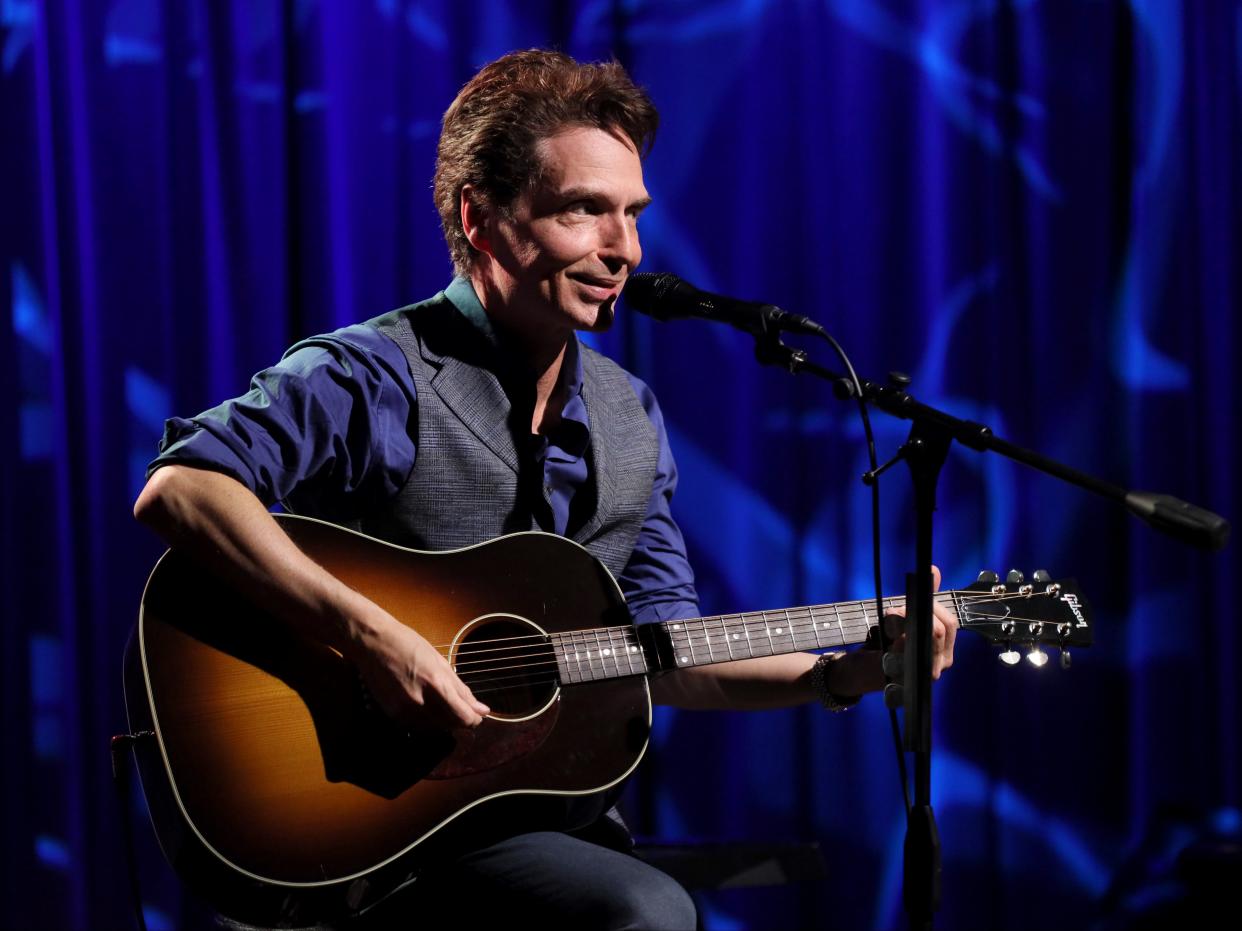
[977,570,999,584]
[999,647,1021,666]
[1006,569,1025,584]
[1033,570,1051,583]
[1026,644,1049,668]
[1058,626,1072,670]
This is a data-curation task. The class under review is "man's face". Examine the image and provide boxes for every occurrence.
[481,126,651,338]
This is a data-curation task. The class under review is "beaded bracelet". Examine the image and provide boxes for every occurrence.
[810,652,861,712]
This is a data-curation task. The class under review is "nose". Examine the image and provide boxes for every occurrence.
[599,212,641,274]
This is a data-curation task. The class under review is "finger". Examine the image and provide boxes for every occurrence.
[439,684,484,728]
[882,613,905,643]
[930,564,943,592]
[454,673,490,716]
[939,604,958,658]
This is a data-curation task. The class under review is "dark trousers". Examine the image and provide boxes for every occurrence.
[349,830,697,930]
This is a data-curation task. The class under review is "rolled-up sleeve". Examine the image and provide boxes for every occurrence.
[619,376,700,624]
[149,324,417,519]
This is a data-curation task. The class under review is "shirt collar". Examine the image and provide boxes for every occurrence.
[445,275,500,347]
[443,277,589,437]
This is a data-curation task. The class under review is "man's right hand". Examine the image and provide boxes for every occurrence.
[135,466,490,733]
[349,615,491,731]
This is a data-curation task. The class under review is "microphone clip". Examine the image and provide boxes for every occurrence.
[752,319,808,373]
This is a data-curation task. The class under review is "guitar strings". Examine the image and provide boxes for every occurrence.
[433,589,1068,667]
[424,589,1047,655]
[441,599,1076,688]
[457,611,1069,696]
[454,606,1075,697]
[443,604,1069,677]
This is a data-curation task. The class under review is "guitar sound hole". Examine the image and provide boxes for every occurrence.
[454,617,557,720]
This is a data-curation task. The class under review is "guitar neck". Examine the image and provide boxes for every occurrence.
[552,592,962,685]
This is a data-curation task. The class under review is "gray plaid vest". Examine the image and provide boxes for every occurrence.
[355,292,659,580]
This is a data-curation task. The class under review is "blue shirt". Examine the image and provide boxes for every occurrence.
[151,278,699,624]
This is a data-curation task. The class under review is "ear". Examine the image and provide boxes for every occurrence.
[460,185,492,257]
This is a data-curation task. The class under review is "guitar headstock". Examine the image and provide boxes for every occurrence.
[957,570,1092,669]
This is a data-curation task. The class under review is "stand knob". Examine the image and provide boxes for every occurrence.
[884,682,904,709]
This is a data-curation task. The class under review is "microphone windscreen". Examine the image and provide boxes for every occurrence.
[623,273,683,321]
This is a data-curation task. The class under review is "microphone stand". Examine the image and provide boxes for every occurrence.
[747,322,1229,930]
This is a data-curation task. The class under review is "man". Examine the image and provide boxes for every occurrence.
[135,50,957,929]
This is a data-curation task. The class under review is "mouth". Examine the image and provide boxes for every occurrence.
[569,274,624,301]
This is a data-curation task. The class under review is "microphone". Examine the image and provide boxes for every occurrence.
[623,273,826,336]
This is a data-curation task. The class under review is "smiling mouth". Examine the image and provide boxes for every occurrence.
[571,276,624,299]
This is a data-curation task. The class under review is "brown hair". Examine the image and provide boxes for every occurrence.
[434,49,658,276]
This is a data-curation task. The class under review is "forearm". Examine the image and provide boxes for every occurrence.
[133,464,389,659]
[649,648,888,711]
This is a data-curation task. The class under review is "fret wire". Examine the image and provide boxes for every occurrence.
[804,609,822,639]
[764,611,775,657]
[702,617,716,663]
[572,631,585,683]
[573,630,587,682]
[620,627,637,676]
[557,632,568,683]
[590,628,605,681]
[723,615,735,661]
[580,630,593,681]
[832,602,846,646]
[607,627,622,678]
[784,608,799,650]
[606,628,619,678]
[622,626,637,676]
[602,627,616,679]
[821,607,836,648]
[669,620,689,668]
[551,634,566,684]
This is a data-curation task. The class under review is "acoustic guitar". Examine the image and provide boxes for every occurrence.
[124,514,1092,924]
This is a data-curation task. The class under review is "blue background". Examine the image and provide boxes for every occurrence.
[2,1,1239,928]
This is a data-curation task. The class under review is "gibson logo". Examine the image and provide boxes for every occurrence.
[1061,593,1087,627]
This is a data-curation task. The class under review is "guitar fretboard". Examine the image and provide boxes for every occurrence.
[553,626,648,684]
[551,593,962,685]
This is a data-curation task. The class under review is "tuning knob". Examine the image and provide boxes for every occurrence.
[1058,626,1073,670]
[883,682,904,709]
[977,570,999,584]
[999,647,1021,666]
[1033,569,1051,583]
[1006,569,1025,584]
[1026,644,1049,668]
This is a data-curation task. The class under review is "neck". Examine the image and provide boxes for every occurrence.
[469,268,571,434]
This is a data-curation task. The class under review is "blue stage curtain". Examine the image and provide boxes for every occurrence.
[2,2,1237,928]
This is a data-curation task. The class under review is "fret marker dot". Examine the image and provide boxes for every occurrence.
[775,627,783,634]
[733,634,740,639]
[679,656,689,664]
[672,624,681,630]
[602,648,611,656]
[629,646,638,653]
